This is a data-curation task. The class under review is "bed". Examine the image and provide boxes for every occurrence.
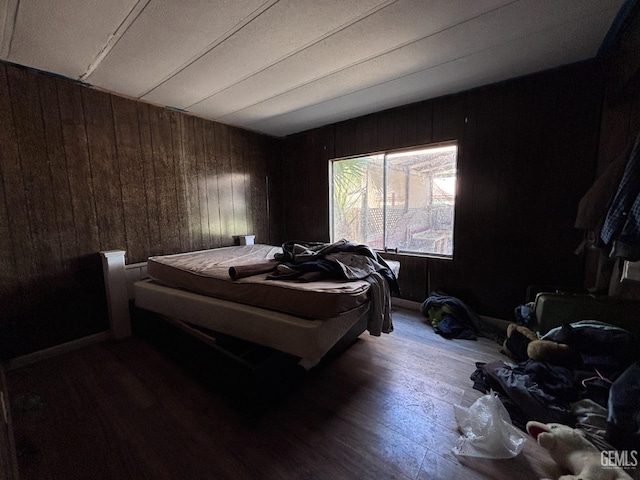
[101,243,399,369]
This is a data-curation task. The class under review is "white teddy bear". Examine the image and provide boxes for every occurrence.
[526,421,634,480]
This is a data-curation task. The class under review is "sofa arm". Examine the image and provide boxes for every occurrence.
[534,293,640,336]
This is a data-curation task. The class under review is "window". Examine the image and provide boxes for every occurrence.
[330,142,457,257]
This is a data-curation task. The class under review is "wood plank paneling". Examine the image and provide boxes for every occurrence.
[0,66,32,301]
[0,65,22,325]
[598,3,640,168]
[393,105,409,148]
[111,95,150,262]
[359,114,377,154]
[0,62,275,358]
[214,123,234,242]
[276,61,604,318]
[247,133,270,243]
[432,94,465,142]
[179,114,203,251]
[586,3,640,295]
[415,100,433,146]
[203,121,223,248]
[281,128,333,242]
[57,79,100,258]
[148,105,180,253]
[229,127,249,236]
[38,75,76,270]
[169,110,190,253]
[335,118,358,159]
[193,117,212,250]
[136,103,162,257]
[376,110,395,153]
[83,88,127,252]
[7,66,59,284]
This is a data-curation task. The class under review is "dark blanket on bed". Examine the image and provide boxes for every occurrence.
[271,239,399,293]
[268,239,399,336]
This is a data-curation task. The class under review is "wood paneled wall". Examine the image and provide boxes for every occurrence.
[271,61,604,319]
[0,62,277,358]
[598,3,640,169]
[583,3,640,296]
[3,10,637,356]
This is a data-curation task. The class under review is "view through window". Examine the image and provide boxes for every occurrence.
[330,143,457,257]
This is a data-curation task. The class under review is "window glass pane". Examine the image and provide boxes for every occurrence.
[385,145,457,256]
[331,143,457,258]
[332,155,384,249]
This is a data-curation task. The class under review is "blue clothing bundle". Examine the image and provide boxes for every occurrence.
[541,320,640,371]
[420,292,483,340]
[472,360,579,428]
[607,360,640,451]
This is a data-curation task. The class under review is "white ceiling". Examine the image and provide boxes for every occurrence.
[0,0,626,137]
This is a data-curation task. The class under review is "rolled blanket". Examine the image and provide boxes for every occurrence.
[228,260,278,280]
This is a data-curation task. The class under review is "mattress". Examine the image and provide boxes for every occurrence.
[146,244,373,319]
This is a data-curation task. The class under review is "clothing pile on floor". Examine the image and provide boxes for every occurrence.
[420,291,504,341]
[471,320,640,452]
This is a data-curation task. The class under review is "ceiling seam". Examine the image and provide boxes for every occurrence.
[137,0,281,99]
[182,0,400,109]
[243,6,614,132]
[80,0,151,81]
[211,0,522,119]
[0,0,20,58]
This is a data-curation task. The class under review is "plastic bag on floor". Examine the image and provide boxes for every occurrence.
[453,391,527,459]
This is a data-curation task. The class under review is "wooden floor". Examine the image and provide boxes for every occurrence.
[6,307,565,480]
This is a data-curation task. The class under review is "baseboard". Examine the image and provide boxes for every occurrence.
[5,331,112,371]
[392,297,421,311]
[391,297,509,334]
[479,315,511,334]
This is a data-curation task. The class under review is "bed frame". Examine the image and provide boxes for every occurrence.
[100,250,371,369]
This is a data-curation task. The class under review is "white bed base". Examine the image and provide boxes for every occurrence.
[100,250,146,339]
[7,250,139,369]
[135,279,369,368]
[100,250,371,368]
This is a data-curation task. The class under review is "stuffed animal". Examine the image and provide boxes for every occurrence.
[502,323,538,361]
[526,421,633,480]
[502,323,578,365]
[527,339,579,366]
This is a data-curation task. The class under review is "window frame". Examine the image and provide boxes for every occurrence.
[329,141,458,259]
